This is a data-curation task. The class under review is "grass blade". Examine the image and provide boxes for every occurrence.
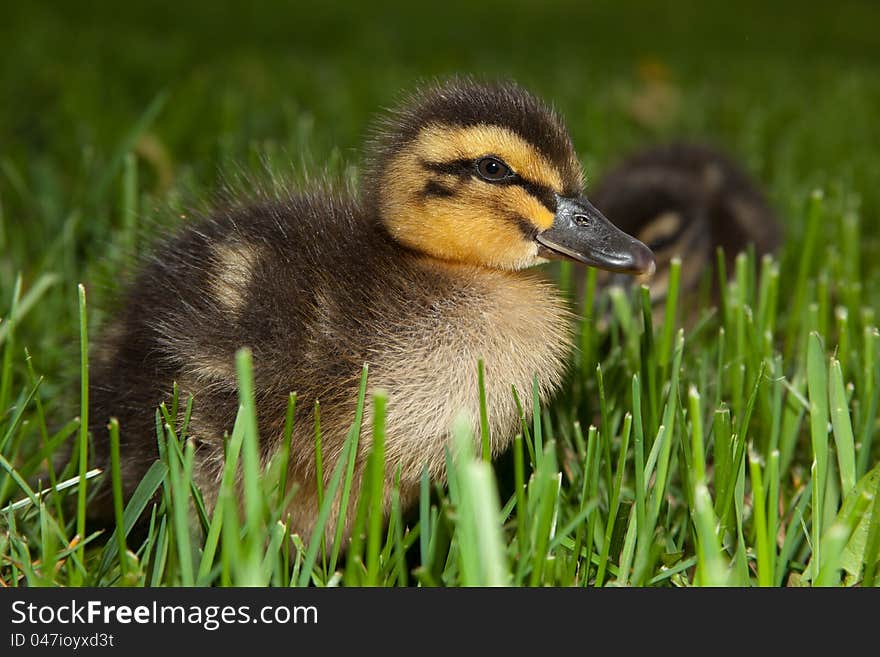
[478,359,491,462]
[828,359,856,498]
[74,284,89,584]
[98,460,167,579]
[806,332,829,577]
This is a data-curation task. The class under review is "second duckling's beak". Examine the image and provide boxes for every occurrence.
[536,195,656,276]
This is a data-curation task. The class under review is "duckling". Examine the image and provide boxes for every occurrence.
[87,78,654,544]
[588,142,781,308]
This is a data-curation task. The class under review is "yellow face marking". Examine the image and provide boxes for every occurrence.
[385,174,541,269]
[379,123,580,270]
[417,124,568,194]
[513,188,555,230]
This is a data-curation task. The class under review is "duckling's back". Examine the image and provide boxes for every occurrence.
[585,142,781,315]
[592,143,781,268]
[88,191,382,522]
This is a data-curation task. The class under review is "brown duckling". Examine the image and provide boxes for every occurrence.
[87,78,654,543]
[588,142,781,308]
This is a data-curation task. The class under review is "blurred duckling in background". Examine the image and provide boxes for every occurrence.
[587,142,781,313]
[88,79,654,543]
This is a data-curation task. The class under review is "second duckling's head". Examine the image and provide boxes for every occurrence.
[365,78,655,275]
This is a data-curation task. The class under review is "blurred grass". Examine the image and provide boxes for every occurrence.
[1,0,879,586]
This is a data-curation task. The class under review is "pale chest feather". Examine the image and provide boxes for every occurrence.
[367,268,573,482]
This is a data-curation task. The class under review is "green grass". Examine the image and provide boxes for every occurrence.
[1,0,879,586]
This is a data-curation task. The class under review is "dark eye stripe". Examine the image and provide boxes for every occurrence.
[421,180,456,199]
[420,158,559,212]
[511,178,558,213]
[421,159,473,178]
[508,214,539,240]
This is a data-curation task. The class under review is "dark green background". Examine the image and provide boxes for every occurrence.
[2,0,879,284]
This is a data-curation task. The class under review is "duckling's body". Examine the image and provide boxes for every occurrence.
[590,142,781,305]
[88,80,653,542]
[89,193,570,536]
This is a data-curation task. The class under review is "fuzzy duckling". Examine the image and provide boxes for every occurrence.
[588,142,781,307]
[87,79,654,543]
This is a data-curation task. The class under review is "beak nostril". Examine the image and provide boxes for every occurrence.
[574,214,591,227]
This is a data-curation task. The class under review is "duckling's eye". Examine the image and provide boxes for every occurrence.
[475,157,514,182]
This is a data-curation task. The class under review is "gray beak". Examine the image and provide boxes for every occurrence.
[536,195,656,276]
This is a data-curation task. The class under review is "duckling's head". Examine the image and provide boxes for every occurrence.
[364,79,655,275]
